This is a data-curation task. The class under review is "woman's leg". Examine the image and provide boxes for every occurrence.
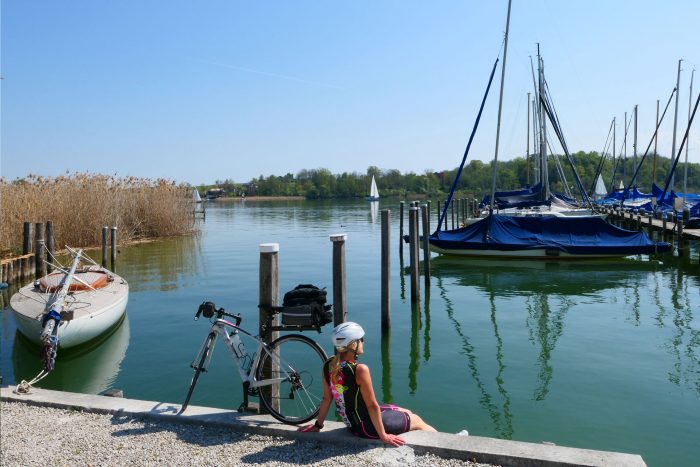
[383,405,436,432]
[408,412,437,432]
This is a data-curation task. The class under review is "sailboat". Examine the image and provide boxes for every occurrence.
[427,1,670,259]
[11,248,129,350]
[193,188,202,203]
[366,175,380,201]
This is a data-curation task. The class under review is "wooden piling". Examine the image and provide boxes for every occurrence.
[381,210,391,332]
[421,204,430,286]
[408,207,420,303]
[46,221,54,273]
[399,201,405,257]
[34,222,45,279]
[9,261,15,285]
[450,200,455,229]
[23,222,32,255]
[436,200,442,229]
[677,214,684,254]
[258,242,280,412]
[102,226,108,268]
[110,227,117,271]
[426,200,431,231]
[330,233,347,326]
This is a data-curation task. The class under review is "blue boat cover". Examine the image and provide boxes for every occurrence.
[429,215,670,256]
[480,183,545,209]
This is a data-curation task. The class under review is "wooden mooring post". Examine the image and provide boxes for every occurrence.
[421,204,430,286]
[258,242,280,412]
[110,226,118,271]
[399,201,405,258]
[330,233,347,326]
[46,221,54,273]
[381,209,391,332]
[23,222,32,255]
[102,226,108,268]
[34,222,45,279]
[408,207,420,303]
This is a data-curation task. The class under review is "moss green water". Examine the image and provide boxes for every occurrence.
[2,199,698,466]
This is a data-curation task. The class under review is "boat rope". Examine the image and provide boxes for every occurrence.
[437,56,499,232]
[620,86,676,207]
[14,370,52,395]
[657,91,700,208]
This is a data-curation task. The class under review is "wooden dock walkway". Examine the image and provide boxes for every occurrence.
[601,206,700,241]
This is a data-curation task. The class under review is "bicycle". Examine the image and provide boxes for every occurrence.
[179,301,328,424]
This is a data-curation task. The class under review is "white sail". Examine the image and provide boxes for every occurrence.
[594,175,607,197]
[193,188,202,203]
[369,176,379,200]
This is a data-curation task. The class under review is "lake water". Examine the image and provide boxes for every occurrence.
[2,199,699,467]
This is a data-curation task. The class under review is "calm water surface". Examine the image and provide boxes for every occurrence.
[2,199,699,467]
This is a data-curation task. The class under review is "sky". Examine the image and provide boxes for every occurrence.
[2,1,699,186]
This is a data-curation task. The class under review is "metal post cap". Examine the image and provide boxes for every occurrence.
[259,243,279,253]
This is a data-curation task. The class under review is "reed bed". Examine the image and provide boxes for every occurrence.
[0,173,198,258]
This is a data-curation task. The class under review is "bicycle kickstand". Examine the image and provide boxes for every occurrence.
[238,381,250,413]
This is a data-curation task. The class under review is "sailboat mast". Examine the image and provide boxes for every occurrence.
[653,99,659,186]
[670,59,682,190]
[538,51,549,200]
[489,0,512,213]
[683,68,694,200]
[527,92,531,186]
[633,105,638,181]
[623,111,627,187]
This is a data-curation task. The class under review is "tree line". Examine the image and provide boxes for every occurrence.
[205,152,699,200]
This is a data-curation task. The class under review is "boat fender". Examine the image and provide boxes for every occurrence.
[41,309,62,327]
[0,282,7,289]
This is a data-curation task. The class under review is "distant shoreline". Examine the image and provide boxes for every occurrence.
[213,196,306,201]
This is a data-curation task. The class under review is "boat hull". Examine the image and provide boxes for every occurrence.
[10,273,129,348]
[427,215,671,260]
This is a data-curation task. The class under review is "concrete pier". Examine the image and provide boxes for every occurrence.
[1,386,646,467]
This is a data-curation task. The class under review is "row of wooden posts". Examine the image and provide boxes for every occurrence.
[0,222,119,286]
[601,205,700,257]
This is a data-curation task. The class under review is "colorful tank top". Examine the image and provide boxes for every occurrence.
[323,358,368,432]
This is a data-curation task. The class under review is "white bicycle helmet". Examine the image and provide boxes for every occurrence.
[332,322,365,349]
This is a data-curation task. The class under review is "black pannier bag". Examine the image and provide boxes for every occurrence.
[281,284,333,330]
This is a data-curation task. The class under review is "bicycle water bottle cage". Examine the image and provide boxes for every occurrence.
[199,301,217,319]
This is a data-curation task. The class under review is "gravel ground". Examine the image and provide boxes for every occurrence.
[1,402,496,467]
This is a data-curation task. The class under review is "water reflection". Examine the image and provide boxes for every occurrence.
[120,236,201,293]
[381,330,393,403]
[409,302,421,394]
[431,257,664,298]
[436,276,514,438]
[12,313,130,394]
[525,294,567,401]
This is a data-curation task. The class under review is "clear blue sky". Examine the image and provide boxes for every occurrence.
[2,1,699,186]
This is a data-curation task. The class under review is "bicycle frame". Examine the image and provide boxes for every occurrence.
[201,318,287,390]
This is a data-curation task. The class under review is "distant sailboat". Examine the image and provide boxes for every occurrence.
[366,175,380,201]
[193,188,202,203]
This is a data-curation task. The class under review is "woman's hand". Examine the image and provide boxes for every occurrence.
[380,433,406,447]
[297,424,320,433]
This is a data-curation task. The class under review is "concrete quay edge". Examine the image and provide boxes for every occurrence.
[1,386,646,467]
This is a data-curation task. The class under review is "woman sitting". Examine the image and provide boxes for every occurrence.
[298,322,436,446]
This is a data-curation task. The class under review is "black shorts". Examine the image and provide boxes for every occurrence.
[353,404,411,439]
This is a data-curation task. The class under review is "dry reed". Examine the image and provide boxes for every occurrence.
[0,173,198,258]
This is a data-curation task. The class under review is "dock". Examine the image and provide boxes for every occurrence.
[1,386,646,467]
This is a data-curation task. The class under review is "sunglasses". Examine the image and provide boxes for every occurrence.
[359,337,364,343]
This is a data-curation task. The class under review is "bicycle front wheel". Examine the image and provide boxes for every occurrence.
[255,334,327,424]
[180,332,216,413]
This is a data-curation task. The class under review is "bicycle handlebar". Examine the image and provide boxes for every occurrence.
[195,301,285,327]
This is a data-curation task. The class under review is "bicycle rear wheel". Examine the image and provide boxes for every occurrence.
[180,332,216,414]
[256,334,327,424]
